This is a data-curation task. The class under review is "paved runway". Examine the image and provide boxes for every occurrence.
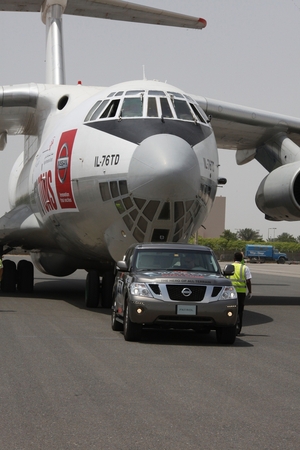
[0,258,299,449]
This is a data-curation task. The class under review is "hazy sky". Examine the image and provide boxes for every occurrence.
[1,0,300,240]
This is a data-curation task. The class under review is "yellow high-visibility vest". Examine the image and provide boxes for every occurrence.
[229,262,247,293]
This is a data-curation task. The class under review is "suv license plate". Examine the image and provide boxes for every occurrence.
[177,305,196,315]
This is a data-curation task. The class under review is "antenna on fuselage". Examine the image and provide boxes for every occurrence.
[143,65,147,81]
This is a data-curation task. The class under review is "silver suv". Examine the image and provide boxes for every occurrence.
[111,243,238,344]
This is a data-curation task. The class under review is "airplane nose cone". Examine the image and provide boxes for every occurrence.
[128,134,200,199]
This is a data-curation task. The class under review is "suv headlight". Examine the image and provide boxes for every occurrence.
[130,283,153,298]
[219,286,237,300]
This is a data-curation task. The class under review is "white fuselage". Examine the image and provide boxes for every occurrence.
[8,79,219,275]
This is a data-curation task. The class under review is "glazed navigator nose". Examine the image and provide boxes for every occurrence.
[127,134,200,199]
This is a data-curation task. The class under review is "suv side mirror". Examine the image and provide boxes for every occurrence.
[223,264,235,276]
[116,260,128,271]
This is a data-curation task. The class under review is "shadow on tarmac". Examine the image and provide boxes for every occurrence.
[130,328,253,347]
[247,296,300,306]
[2,279,277,347]
[134,307,272,347]
[243,309,272,326]
[0,279,111,315]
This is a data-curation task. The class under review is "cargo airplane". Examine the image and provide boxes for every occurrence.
[1,1,300,308]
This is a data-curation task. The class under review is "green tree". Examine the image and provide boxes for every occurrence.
[220,229,238,241]
[237,228,262,241]
[275,232,297,243]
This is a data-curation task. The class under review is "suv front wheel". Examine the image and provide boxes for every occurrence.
[123,303,142,342]
[216,326,236,345]
[111,308,123,331]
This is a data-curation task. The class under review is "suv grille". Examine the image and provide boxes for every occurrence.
[166,285,206,301]
[149,284,161,295]
[212,286,222,297]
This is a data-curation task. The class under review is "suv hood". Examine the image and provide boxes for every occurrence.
[134,270,232,286]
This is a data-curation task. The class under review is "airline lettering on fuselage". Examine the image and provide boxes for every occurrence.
[94,154,120,167]
[55,129,78,209]
[37,170,58,215]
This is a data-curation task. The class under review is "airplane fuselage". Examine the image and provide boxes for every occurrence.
[8,79,219,276]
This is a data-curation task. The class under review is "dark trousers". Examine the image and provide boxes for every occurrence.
[237,292,246,333]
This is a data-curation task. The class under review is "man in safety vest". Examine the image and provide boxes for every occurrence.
[229,251,252,335]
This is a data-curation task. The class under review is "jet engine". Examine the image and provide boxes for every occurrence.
[31,251,77,277]
[255,162,300,221]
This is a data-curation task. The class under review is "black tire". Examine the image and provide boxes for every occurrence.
[111,308,123,331]
[1,260,17,292]
[101,271,115,308]
[85,270,100,308]
[216,326,236,345]
[123,303,142,341]
[277,257,285,264]
[17,260,34,293]
[235,315,241,335]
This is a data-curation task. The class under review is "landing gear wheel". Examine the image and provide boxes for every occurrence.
[17,260,34,293]
[1,260,17,292]
[101,271,115,308]
[216,326,236,345]
[85,270,100,308]
[123,303,142,341]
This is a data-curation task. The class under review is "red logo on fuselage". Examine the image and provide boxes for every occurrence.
[57,143,69,183]
[55,129,78,209]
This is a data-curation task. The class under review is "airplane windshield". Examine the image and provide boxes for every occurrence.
[173,99,194,120]
[84,90,208,123]
[147,97,158,117]
[121,97,143,117]
[160,98,173,118]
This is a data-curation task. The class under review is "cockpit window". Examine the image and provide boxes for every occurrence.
[125,90,145,96]
[147,97,158,117]
[190,103,206,123]
[160,98,173,118]
[88,99,110,121]
[168,91,184,99]
[84,89,209,123]
[121,97,143,117]
[185,95,194,102]
[100,99,120,118]
[173,99,194,121]
[84,100,102,122]
[148,90,166,96]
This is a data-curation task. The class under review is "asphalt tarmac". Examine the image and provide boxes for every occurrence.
[0,259,299,449]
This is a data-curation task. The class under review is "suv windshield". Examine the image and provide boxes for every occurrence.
[134,250,220,273]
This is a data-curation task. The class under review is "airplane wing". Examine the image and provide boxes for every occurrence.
[0,0,206,29]
[195,95,300,162]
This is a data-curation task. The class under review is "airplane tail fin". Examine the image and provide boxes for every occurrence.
[38,0,206,85]
[41,1,67,85]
